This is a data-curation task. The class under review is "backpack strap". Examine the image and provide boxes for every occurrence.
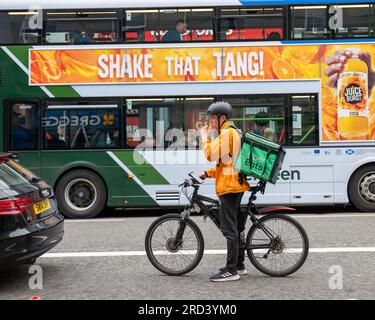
[223,125,242,158]
[223,125,246,185]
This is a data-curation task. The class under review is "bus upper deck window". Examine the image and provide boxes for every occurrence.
[45,10,119,44]
[217,7,284,41]
[290,6,329,39]
[0,11,41,45]
[124,8,214,43]
[333,4,371,38]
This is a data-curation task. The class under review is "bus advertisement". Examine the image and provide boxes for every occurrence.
[29,43,375,143]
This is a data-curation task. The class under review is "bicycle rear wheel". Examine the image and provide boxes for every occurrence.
[246,214,309,277]
[145,213,204,276]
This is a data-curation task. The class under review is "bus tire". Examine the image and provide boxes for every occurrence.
[56,170,106,219]
[348,164,375,212]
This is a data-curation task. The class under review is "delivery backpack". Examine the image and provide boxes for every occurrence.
[224,125,286,184]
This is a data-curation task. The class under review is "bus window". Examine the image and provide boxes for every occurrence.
[123,10,159,42]
[124,8,214,43]
[43,104,120,150]
[159,8,214,42]
[184,97,214,149]
[225,96,286,144]
[45,10,119,44]
[290,6,330,39]
[333,4,373,38]
[217,7,284,41]
[160,14,188,43]
[0,11,41,44]
[9,103,38,151]
[188,9,214,42]
[125,108,141,147]
[125,98,185,149]
[290,95,318,146]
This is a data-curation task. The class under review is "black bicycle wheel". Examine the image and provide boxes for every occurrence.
[145,213,204,276]
[246,214,309,277]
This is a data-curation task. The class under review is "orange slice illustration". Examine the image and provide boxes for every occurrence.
[310,46,327,64]
[271,58,296,79]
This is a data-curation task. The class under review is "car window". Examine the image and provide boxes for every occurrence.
[0,179,8,190]
[0,162,30,188]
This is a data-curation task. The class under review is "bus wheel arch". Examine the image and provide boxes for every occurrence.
[54,168,108,219]
[348,163,375,212]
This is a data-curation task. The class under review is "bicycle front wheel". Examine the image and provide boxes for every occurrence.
[246,214,309,277]
[145,213,204,276]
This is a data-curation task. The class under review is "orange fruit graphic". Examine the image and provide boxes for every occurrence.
[271,58,296,79]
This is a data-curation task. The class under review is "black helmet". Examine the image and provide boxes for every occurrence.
[207,101,232,119]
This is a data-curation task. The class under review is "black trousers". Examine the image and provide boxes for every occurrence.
[218,192,246,273]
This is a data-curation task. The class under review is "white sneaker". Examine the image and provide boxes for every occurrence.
[237,268,248,276]
[210,270,240,282]
[220,267,248,276]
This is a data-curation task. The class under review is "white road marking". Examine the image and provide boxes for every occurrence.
[41,247,375,258]
[64,213,375,223]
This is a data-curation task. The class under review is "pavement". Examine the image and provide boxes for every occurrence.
[1,207,375,300]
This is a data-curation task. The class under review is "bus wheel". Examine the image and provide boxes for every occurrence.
[56,170,106,219]
[348,165,375,212]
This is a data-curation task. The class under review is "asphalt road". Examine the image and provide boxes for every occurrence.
[1,207,375,300]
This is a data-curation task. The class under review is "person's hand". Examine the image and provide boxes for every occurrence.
[200,126,209,142]
[199,172,207,180]
[325,49,375,94]
[324,49,352,88]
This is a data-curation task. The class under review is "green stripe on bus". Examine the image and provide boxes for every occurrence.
[114,151,170,185]
[6,46,31,67]
[123,179,159,206]
[0,48,48,99]
[6,46,80,98]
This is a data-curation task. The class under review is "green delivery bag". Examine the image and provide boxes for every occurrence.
[233,131,286,184]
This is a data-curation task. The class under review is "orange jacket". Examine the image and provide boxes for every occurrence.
[203,121,250,196]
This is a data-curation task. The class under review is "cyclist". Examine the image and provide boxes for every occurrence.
[200,101,250,282]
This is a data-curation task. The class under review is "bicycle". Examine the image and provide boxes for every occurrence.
[145,172,309,277]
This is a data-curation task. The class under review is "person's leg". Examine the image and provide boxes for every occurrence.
[236,193,246,271]
[219,192,243,273]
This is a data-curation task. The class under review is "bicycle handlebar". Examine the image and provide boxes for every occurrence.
[178,173,267,197]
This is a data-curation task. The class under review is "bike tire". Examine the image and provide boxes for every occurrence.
[145,213,205,276]
[246,214,309,277]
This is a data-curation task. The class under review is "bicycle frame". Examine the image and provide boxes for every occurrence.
[176,179,280,251]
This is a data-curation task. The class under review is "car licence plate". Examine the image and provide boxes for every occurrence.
[34,199,51,215]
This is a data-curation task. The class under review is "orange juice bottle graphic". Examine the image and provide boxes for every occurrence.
[337,48,369,140]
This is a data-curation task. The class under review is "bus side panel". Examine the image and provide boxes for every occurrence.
[16,153,41,177]
[0,47,47,100]
[39,151,124,207]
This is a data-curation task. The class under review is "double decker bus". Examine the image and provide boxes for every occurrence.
[0,0,375,218]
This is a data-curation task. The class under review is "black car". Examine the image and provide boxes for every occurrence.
[0,154,64,272]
